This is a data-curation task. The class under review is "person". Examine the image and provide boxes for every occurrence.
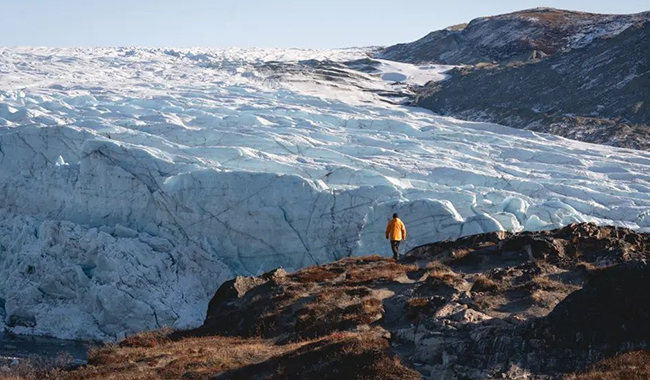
[385,213,406,260]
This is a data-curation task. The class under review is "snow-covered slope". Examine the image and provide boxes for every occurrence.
[1,47,649,341]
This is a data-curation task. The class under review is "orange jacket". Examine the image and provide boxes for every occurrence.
[385,218,406,241]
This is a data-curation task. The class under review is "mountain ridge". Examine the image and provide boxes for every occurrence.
[378,7,650,65]
[414,20,650,150]
[378,7,650,150]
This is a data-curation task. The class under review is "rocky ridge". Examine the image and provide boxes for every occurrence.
[11,222,649,380]
[193,222,650,379]
[414,20,650,150]
[379,8,650,150]
[379,8,649,65]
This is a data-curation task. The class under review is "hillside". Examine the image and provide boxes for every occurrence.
[379,8,649,65]
[415,20,650,150]
[379,8,650,150]
[4,223,649,379]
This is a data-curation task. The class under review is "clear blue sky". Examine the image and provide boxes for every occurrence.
[1,0,648,48]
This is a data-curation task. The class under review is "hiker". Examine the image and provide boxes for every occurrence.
[385,213,406,260]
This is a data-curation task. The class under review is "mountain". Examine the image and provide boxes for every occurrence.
[379,8,650,150]
[378,8,650,65]
[11,223,650,379]
[415,20,650,150]
[1,47,650,342]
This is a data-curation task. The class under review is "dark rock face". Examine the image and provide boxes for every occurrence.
[378,8,649,65]
[545,261,650,348]
[379,7,650,150]
[193,223,650,379]
[414,20,650,150]
[200,268,288,338]
[402,223,650,378]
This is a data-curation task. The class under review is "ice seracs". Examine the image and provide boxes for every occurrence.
[0,47,649,340]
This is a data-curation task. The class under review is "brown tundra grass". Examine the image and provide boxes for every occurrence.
[292,266,344,283]
[1,330,420,380]
[471,274,507,293]
[0,334,307,380]
[345,258,418,284]
[566,351,650,380]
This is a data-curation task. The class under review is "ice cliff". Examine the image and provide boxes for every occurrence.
[0,47,649,340]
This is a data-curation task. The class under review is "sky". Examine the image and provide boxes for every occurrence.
[1,0,648,48]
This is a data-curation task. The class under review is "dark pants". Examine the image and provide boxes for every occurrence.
[390,240,401,259]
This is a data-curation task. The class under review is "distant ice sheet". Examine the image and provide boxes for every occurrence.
[0,47,649,341]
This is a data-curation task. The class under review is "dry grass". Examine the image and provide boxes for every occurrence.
[447,247,473,261]
[471,275,506,293]
[0,330,310,380]
[118,327,173,348]
[425,260,452,272]
[443,245,487,266]
[0,278,412,380]
[346,260,417,284]
[295,287,384,340]
[532,276,567,291]
[566,351,650,380]
[67,335,304,380]
[530,289,548,306]
[292,266,344,283]
[414,262,464,295]
[5,330,417,380]
[529,275,578,308]
[424,266,462,288]
[0,331,420,380]
[216,331,422,380]
[316,286,373,303]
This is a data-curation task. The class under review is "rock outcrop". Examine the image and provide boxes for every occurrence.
[15,223,650,380]
[184,222,650,379]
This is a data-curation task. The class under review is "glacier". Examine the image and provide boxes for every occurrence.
[0,47,649,341]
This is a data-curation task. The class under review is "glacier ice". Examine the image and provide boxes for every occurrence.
[0,47,649,340]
